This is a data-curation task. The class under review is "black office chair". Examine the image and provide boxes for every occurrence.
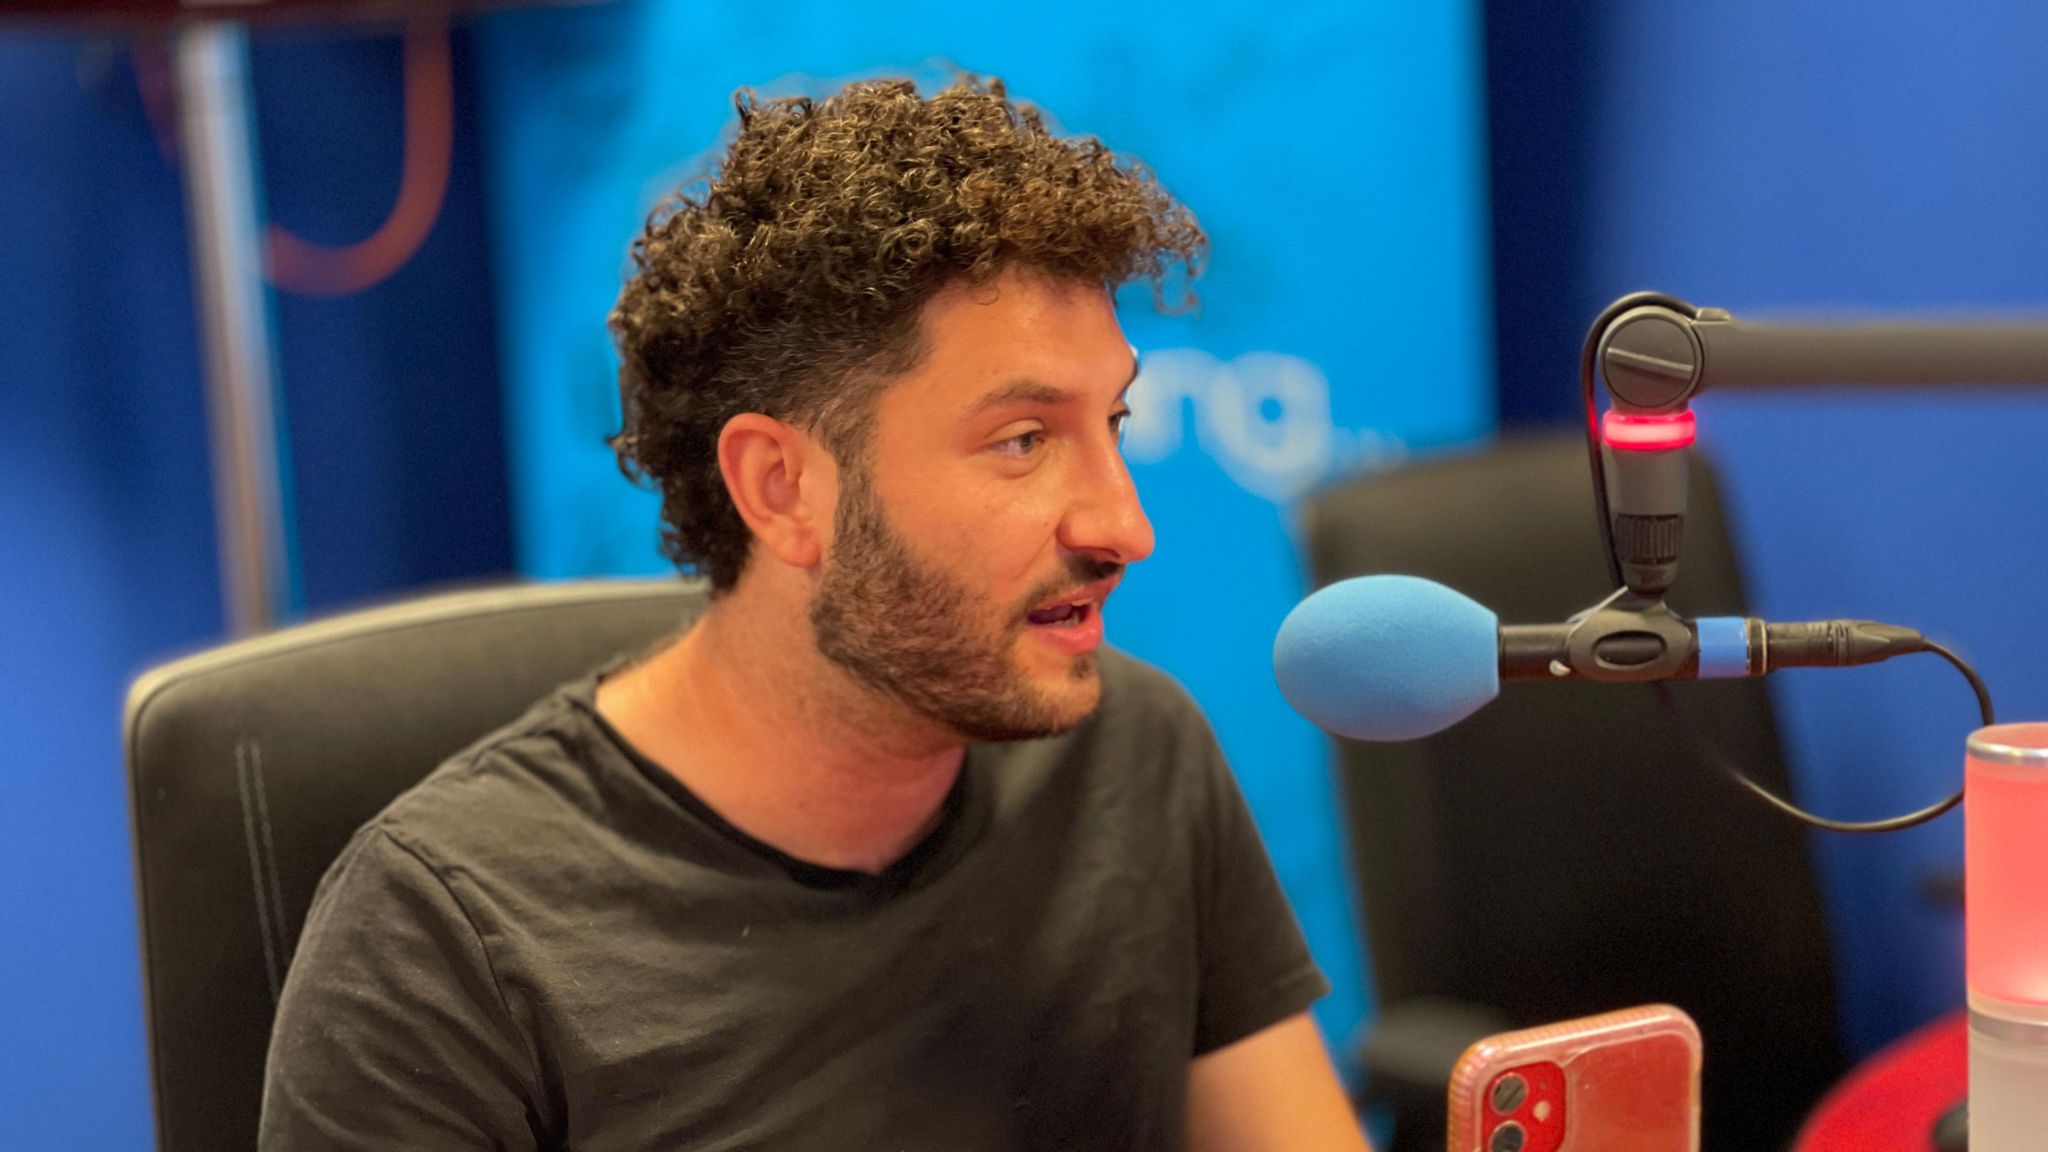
[123,579,707,1152]
[1303,433,1847,1152]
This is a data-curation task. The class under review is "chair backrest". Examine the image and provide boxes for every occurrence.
[1303,433,1846,1152]
[123,579,708,1152]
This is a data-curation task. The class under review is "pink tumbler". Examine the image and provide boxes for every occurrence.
[1966,722,2048,1151]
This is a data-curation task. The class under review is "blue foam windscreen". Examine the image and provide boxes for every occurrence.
[1273,574,1502,742]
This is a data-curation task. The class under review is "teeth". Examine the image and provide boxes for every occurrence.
[1032,602,1084,625]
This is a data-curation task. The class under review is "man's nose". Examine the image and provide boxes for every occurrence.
[1059,448,1155,566]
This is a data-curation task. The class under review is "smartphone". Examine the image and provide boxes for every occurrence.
[1447,1004,1702,1152]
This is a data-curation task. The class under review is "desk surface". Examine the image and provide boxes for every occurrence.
[1794,1012,1965,1152]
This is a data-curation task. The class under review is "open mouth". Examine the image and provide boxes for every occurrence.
[1026,601,1094,627]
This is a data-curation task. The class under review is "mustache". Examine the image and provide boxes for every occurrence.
[1015,556,1124,620]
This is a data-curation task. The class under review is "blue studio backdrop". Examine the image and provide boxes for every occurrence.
[471,0,1497,1060]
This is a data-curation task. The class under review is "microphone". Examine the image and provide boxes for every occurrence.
[1273,575,1926,742]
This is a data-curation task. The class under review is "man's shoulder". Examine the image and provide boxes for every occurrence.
[366,685,618,871]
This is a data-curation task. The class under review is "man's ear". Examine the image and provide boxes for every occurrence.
[717,413,835,571]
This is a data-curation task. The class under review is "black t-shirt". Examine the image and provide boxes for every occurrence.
[259,648,1327,1151]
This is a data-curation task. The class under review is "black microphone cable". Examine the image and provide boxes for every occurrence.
[1654,642,1986,834]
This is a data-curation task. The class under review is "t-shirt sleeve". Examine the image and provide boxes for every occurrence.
[1185,706,1332,1057]
[260,826,544,1151]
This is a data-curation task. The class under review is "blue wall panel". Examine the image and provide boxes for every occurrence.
[0,35,214,1146]
[0,26,510,1143]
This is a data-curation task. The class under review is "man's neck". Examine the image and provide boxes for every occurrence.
[595,580,965,876]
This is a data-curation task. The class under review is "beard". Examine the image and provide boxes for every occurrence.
[809,474,1119,742]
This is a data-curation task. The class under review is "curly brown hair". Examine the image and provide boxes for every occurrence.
[607,74,1206,593]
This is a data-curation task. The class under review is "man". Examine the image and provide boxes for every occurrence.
[261,76,1370,1150]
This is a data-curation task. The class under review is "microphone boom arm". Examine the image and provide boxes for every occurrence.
[1596,301,2048,414]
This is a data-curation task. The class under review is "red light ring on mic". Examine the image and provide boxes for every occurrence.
[1602,409,1697,451]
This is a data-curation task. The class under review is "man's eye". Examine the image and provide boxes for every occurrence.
[995,430,1046,457]
[1110,408,1131,445]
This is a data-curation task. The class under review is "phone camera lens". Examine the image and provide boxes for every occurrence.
[1490,1121,1527,1152]
[1490,1073,1528,1113]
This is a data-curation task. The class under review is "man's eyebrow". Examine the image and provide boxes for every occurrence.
[967,378,1079,417]
[967,356,1143,418]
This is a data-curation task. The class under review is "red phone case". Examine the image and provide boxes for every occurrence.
[1447,1004,1702,1152]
